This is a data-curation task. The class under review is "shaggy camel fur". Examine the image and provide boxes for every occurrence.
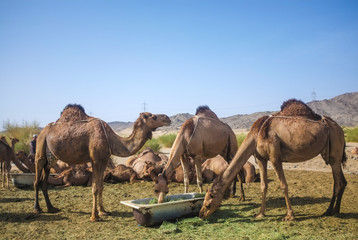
[154,106,238,203]
[33,104,170,221]
[199,99,347,221]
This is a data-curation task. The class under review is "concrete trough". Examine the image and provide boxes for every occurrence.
[120,192,205,226]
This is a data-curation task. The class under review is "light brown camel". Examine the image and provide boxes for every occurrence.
[202,155,257,201]
[129,148,168,179]
[104,164,137,183]
[199,99,347,221]
[154,106,238,203]
[56,164,92,187]
[33,104,170,221]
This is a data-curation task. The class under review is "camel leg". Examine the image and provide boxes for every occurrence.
[271,159,294,221]
[237,171,245,201]
[33,157,46,213]
[90,160,108,221]
[323,161,347,216]
[256,158,268,218]
[180,157,190,193]
[97,159,109,216]
[194,157,203,193]
[40,165,59,213]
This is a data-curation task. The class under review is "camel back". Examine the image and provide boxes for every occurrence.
[252,99,323,139]
[57,104,90,122]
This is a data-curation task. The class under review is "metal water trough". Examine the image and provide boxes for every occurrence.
[11,173,35,188]
[120,192,205,226]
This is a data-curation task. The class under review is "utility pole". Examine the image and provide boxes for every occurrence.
[142,102,147,112]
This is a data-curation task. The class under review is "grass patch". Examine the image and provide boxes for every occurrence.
[236,133,247,147]
[157,134,177,148]
[1,170,358,239]
[2,120,40,153]
[344,126,358,142]
[140,138,161,153]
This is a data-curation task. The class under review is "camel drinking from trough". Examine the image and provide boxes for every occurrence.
[199,99,347,221]
[33,104,171,221]
[153,106,242,203]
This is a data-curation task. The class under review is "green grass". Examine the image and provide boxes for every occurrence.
[344,126,358,142]
[157,134,177,148]
[140,138,162,153]
[1,120,40,153]
[236,133,247,147]
[1,170,357,239]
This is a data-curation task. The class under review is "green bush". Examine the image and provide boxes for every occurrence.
[236,133,247,147]
[2,120,40,153]
[140,138,161,153]
[343,126,358,143]
[157,134,177,148]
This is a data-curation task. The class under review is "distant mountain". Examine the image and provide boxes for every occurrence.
[108,92,358,132]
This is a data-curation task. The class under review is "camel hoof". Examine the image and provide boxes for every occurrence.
[48,206,60,213]
[322,210,333,217]
[99,211,109,217]
[33,208,42,214]
[238,197,245,202]
[90,216,102,222]
[282,215,295,221]
[255,213,265,219]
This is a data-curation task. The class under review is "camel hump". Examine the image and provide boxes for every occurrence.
[276,99,321,120]
[58,104,90,122]
[195,105,219,120]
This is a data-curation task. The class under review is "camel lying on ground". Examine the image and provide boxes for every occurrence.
[127,148,168,180]
[33,104,171,221]
[199,99,347,221]
[154,106,239,203]
[104,164,137,183]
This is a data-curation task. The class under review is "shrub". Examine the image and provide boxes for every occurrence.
[343,126,358,143]
[2,120,41,153]
[157,134,177,148]
[236,133,247,147]
[140,138,161,153]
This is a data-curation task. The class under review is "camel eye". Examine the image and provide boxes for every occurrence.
[154,190,159,193]
[165,191,169,194]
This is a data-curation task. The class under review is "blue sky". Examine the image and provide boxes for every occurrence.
[1,0,357,130]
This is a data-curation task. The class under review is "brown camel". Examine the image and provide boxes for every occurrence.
[202,155,257,201]
[199,99,347,221]
[129,148,168,179]
[33,104,170,221]
[0,141,16,189]
[154,106,238,203]
[104,164,137,183]
[16,151,36,172]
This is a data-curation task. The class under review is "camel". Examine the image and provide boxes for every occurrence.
[129,148,168,179]
[16,151,35,172]
[154,106,238,203]
[33,104,171,221]
[202,155,257,201]
[56,164,92,187]
[0,141,16,189]
[199,99,347,221]
[104,164,137,183]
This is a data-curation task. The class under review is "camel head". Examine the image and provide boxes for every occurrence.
[139,112,171,131]
[16,150,27,161]
[199,178,225,219]
[153,173,169,203]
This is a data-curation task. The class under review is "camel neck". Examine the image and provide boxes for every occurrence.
[110,120,152,157]
[220,133,256,191]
